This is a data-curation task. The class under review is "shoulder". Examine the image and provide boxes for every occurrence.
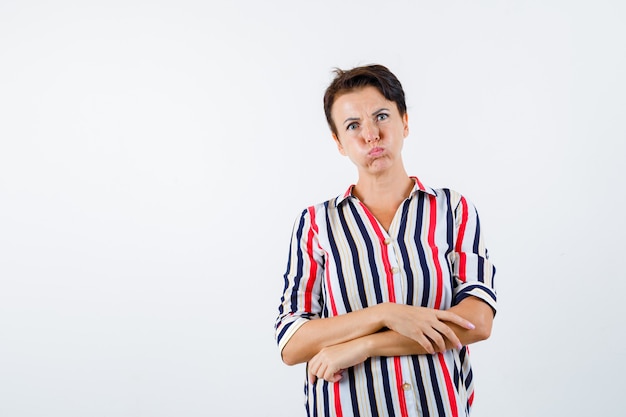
[293,195,341,223]
[411,177,462,206]
[305,192,348,213]
[424,186,463,206]
[425,187,483,219]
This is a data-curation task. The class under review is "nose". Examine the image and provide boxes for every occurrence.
[362,120,380,143]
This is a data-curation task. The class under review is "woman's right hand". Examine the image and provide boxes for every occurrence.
[379,303,475,354]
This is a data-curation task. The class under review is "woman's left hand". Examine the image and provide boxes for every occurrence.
[307,339,368,384]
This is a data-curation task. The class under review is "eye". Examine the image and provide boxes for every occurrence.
[376,113,389,121]
[347,122,359,131]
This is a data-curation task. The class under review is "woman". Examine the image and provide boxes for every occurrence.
[275,64,496,417]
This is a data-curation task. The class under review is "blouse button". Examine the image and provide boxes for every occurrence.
[402,382,411,390]
[384,238,391,245]
[392,267,399,274]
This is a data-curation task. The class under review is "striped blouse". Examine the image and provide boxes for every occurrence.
[275,177,497,417]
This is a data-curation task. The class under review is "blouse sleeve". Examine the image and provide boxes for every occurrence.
[451,193,497,313]
[274,206,326,353]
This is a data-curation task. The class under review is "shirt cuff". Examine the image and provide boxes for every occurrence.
[276,316,310,353]
[454,282,497,315]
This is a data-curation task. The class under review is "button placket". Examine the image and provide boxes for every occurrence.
[384,237,404,302]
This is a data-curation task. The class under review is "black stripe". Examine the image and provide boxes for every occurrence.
[349,201,384,304]
[380,359,396,417]
[426,355,446,417]
[443,189,456,291]
[364,358,379,417]
[455,284,497,304]
[308,374,315,417]
[411,356,430,417]
[414,194,431,307]
[322,380,330,417]
[290,209,308,312]
[474,212,486,284]
[397,198,415,305]
[348,367,361,417]
[276,322,291,345]
[459,346,467,364]
[338,202,368,308]
[465,368,473,390]
[472,207,480,254]
[277,230,293,316]
[325,203,350,313]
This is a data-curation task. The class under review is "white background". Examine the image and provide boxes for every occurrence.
[1,1,625,416]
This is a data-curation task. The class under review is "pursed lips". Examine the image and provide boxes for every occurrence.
[368,147,385,157]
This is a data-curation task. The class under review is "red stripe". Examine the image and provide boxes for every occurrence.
[309,207,338,318]
[411,175,426,191]
[358,202,396,301]
[325,272,339,317]
[304,207,318,312]
[359,202,408,417]
[437,353,459,417]
[427,195,444,309]
[309,207,343,416]
[394,357,409,417]
[334,383,343,417]
[455,197,469,283]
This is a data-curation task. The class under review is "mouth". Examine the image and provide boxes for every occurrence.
[368,147,385,157]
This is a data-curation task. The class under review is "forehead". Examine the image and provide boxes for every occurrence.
[332,86,396,117]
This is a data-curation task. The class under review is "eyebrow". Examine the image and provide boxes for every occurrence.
[342,108,391,126]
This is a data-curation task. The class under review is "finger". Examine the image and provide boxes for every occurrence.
[323,366,341,382]
[437,311,475,330]
[325,368,345,383]
[307,363,318,385]
[324,371,336,382]
[331,371,344,383]
[316,363,329,381]
[308,358,323,384]
[433,322,462,350]
[424,328,447,352]
[414,333,436,354]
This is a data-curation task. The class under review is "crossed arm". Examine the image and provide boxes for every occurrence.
[281,296,494,383]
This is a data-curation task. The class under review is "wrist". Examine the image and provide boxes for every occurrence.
[377,302,395,329]
[358,334,375,359]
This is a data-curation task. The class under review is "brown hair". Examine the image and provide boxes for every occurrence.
[323,64,407,136]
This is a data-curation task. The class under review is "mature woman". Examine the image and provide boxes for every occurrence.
[275,64,496,417]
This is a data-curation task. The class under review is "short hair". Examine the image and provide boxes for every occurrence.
[323,64,407,136]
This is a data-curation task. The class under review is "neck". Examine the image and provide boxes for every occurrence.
[353,168,413,207]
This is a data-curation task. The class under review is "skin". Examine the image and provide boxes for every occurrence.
[281,86,494,384]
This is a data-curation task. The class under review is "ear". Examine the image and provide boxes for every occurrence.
[402,112,409,137]
[333,133,347,156]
